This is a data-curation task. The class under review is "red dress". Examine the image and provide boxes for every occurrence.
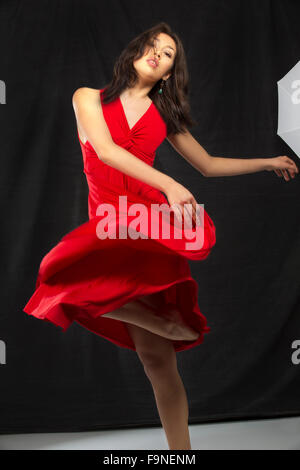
[23,88,216,352]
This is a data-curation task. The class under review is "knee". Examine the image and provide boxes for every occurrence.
[138,350,176,375]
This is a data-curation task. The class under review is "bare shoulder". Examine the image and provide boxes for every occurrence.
[72,88,102,144]
[72,87,111,147]
[72,87,100,106]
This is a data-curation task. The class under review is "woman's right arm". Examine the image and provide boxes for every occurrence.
[72,87,198,223]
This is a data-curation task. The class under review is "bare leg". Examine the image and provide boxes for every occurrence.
[145,360,192,450]
[126,322,192,450]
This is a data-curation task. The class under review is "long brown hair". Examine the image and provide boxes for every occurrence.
[101,22,197,135]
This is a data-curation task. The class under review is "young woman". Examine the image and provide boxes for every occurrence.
[23,22,298,450]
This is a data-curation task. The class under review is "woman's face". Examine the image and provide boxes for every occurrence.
[133,32,177,84]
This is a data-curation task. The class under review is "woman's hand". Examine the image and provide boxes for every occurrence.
[164,180,199,227]
[265,155,299,181]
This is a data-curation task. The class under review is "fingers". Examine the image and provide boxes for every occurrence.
[277,168,291,181]
[282,169,290,181]
[289,169,297,178]
[282,168,297,181]
[174,199,198,228]
[190,199,198,226]
[183,203,193,227]
[179,201,194,227]
[286,162,298,177]
[282,156,299,179]
[274,156,299,181]
[274,169,282,177]
[188,198,199,227]
[172,203,183,225]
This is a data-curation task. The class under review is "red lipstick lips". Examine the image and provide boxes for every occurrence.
[147,57,158,68]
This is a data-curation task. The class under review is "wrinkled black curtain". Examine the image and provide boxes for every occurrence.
[0,0,299,434]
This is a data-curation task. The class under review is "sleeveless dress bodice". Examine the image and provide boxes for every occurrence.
[78,89,168,219]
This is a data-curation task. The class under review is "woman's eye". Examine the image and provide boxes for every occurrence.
[148,40,172,58]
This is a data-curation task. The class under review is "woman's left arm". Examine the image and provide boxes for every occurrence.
[167,129,299,181]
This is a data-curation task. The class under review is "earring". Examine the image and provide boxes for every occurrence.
[158,79,165,94]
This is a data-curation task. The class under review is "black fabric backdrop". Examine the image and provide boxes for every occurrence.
[0,0,299,435]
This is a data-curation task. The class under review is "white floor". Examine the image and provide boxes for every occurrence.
[0,416,299,450]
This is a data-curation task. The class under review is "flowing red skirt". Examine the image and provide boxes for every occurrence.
[23,185,216,352]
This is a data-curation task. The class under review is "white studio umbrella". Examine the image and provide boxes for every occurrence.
[277,60,300,160]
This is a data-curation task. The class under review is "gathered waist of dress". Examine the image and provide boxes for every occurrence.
[97,180,163,207]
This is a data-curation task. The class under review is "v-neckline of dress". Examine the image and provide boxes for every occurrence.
[118,95,154,132]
